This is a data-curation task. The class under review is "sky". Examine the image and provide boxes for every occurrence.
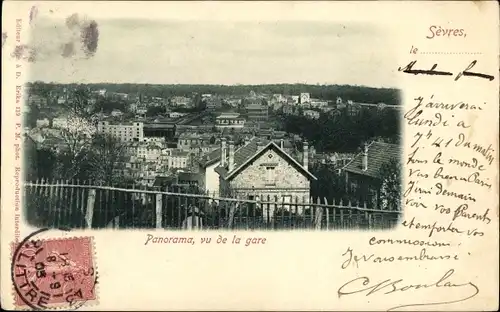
[24,14,398,88]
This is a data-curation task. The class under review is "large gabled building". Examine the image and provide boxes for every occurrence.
[213,137,317,217]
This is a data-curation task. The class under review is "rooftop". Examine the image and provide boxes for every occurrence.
[199,148,222,167]
[153,176,176,187]
[343,141,402,179]
[246,103,266,110]
[214,138,315,181]
[171,150,190,157]
[98,120,143,126]
[216,112,241,119]
[178,172,202,181]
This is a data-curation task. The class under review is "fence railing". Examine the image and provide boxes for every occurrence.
[24,180,402,230]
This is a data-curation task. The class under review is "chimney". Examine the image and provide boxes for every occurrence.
[362,142,368,171]
[303,141,309,169]
[256,140,262,151]
[220,137,227,167]
[228,140,235,172]
[280,139,284,149]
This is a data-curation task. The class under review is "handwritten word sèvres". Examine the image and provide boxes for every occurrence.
[427,26,466,39]
[337,269,479,311]
[399,60,495,81]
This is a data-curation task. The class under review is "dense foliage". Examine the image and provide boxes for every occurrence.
[378,157,403,211]
[26,82,401,105]
[281,107,400,153]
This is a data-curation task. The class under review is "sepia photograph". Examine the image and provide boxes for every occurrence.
[19,14,403,231]
[3,2,498,311]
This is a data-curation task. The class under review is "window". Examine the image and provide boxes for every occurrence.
[281,195,292,210]
[265,166,275,184]
[247,195,256,212]
[351,181,358,193]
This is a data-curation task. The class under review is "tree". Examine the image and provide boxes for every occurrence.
[209,135,216,144]
[94,98,127,114]
[24,104,41,128]
[54,114,97,180]
[281,107,400,153]
[29,81,54,103]
[146,106,166,117]
[47,86,121,181]
[310,163,349,202]
[86,134,127,185]
[378,157,402,211]
[65,86,97,120]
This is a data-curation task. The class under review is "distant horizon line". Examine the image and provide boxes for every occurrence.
[26,81,400,90]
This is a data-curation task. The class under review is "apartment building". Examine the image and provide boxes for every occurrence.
[168,150,190,169]
[97,121,144,142]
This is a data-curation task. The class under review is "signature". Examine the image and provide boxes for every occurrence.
[338,269,479,311]
[398,60,495,81]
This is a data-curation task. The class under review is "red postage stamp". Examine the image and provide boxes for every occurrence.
[11,235,98,310]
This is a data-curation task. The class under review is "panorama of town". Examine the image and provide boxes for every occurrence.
[23,83,403,230]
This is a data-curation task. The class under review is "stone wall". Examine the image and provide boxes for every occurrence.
[228,148,312,217]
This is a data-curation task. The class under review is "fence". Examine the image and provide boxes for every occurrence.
[23,180,401,230]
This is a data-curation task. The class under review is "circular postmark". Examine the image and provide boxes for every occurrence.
[11,228,98,310]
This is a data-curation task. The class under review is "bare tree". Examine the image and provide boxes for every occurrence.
[88,134,127,185]
[54,114,97,180]
[64,86,99,121]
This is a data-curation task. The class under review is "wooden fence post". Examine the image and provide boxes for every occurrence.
[314,197,323,230]
[114,215,120,229]
[310,196,314,223]
[79,180,86,214]
[364,202,368,227]
[155,193,162,229]
[228,202,237,229]
[324,198,329,230]
[331,198,336,224]
[85,188,96,229]
[141,184,147,205]
[339,199,344,226]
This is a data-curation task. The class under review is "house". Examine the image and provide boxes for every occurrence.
[168,150,190,169]
[245,104,268,121]
[36,118,50,127]
[303,110,320,120]
[287,95,299,105]
[28,94,48,107]
[310,99,328,109]
[153,176,177,188]
[178,172,202,187]
[223,98,242,107]
[52,117,69,128]
[342,141,402,209]
[111,109,124,117]
[282,104,299,116]
[205,97,222,111]
[97,121,144,142]
[170,96,192,107]
[215,112,245,129]
[214,137,317,218]
[177,132,216,151]
[300,93,310,104]
[169,112,187,119]
[198,148,222,196]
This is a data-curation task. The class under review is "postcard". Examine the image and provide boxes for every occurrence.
[1,1,498,310]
